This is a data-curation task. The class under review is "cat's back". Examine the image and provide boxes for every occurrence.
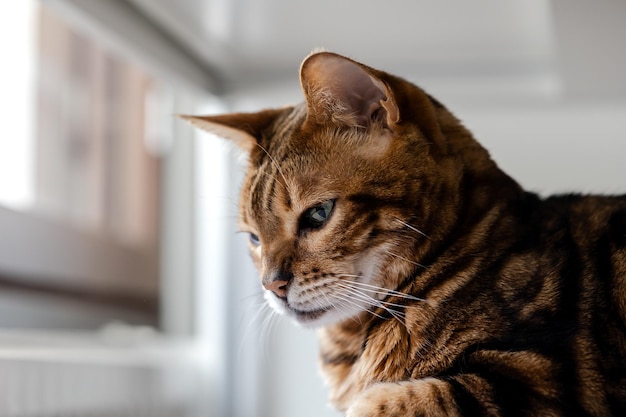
[538,193,626,315]
[541,193,626,256]
[539,193,626,412]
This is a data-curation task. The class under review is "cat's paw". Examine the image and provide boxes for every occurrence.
[345,381,415,417]
[345,379,455,417]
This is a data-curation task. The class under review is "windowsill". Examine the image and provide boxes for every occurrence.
[0,327,212,416]
[0,205,159,297]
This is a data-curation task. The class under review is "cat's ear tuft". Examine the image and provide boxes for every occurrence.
[178,109,285,152]
[299,51,399,129]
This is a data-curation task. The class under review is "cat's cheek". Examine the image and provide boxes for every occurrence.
[249,244,262,265]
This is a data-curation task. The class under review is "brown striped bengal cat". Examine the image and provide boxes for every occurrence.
[182,51,626,416]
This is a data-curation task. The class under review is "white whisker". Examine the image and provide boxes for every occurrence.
[254,142,291,194]
[322,290,361,324]
[335,284,407,325]
[385,250,427,269]
[339,279,428,303]
[332,289,388,321]
[394,218,430,239]
[239,296,279,360]
[334,273,362,279]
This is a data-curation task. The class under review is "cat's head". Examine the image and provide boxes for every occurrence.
[182,52,475,327]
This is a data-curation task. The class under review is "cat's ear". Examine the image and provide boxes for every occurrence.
[179,109,284,152]
[299,51,399,129]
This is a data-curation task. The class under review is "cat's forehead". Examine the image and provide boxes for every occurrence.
[247,138,339,213]
[243,131,354,225]
[266,105,392,165]
[240,102,403,232]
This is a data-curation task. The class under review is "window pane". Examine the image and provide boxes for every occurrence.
[0,1,36,209]
[35,4,161,243]
[0,1,167,329]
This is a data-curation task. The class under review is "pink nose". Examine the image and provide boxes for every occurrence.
[264,279,289,298]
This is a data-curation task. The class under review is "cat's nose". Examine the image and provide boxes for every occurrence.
[263,271,293,298]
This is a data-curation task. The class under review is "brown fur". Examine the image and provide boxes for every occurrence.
[182,52,626,416]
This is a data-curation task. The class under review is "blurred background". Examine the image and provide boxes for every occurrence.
[0,0,624,416]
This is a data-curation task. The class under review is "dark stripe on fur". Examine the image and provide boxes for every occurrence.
[320,351,360,366]
[447,377,493,416]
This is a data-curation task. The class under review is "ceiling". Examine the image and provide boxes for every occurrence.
[128,0,554,87]
[126,0,626,100]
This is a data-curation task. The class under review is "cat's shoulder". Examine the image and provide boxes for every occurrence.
[540,192,626,247]
[543,192,626,216]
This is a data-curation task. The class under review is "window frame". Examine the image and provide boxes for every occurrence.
[1,1,224,414]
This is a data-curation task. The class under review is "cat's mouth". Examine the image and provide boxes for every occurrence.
[264,280,375,327]
[290,306,330,322]
[265,291,336,325]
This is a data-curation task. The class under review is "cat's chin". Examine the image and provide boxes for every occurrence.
[264,291,365,328]
[291,308,359,328]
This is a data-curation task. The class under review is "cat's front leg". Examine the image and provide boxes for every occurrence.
[346,374,508,417]
[345,378,463,417]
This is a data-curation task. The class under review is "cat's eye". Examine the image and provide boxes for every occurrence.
[249,233,261,246]
[300,199,335,231]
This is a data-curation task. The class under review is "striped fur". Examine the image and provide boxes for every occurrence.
[183,52,626,416]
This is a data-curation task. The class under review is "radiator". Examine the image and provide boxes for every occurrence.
[0,330,211,417]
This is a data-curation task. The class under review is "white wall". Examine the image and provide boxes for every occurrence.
[460,101,626,196]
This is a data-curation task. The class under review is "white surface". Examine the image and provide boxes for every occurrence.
[460,100,626,196]
[0,329,207,417]
[129,0,557,87]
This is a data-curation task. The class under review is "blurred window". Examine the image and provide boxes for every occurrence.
[0,1,166,329]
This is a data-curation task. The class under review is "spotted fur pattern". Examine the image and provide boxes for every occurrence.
[182,52,626,416]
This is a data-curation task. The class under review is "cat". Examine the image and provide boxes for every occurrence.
[182,51,626,416]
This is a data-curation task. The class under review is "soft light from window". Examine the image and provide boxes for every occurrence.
[0,0,36,209]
